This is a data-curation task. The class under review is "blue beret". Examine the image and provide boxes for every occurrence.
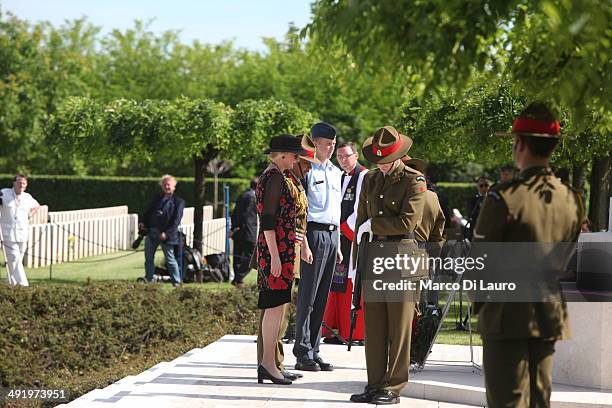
[311,122,336,140]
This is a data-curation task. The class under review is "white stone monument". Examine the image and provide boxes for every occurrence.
[553,197,612,391]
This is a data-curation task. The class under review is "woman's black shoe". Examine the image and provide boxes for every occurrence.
[257,365,292,385]
[281,370,303,380]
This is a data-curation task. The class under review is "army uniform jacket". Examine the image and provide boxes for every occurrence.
[352,163,427,269]
[415,189,446,243]
[472,166,585,340]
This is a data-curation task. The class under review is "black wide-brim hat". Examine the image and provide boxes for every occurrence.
[264,134,306,154]
[362,126,413,164]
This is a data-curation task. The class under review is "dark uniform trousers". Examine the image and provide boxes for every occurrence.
[483,339,555,408]
[233,239,255,284]
[364,300,415,394]
[293,228,339,360]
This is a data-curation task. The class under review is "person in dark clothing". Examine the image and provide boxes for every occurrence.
[141,174,185,286]
[230,179,258,287]
[421,167,452,230]
[465,176,490,240]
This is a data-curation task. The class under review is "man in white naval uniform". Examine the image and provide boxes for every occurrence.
[0,174,40,286]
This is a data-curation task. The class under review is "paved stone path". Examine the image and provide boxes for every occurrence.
[59,335,611,407]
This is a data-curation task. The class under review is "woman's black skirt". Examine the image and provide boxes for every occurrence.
[258,285,292,309]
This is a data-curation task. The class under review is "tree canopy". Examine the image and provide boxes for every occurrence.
[307,0,611,127]
[0,10,408,177]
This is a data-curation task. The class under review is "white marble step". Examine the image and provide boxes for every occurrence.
[59,334,611,408]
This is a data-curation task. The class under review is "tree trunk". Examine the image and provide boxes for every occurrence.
[588,155,612,232]
[214,173,219,217]
[193,146,218,253]
[555,167,570,184]
[193,154,207,254]
[572,163,587,201]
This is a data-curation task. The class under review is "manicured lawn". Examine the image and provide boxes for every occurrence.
[0,249,256,288]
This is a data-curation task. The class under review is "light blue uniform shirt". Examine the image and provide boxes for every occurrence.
[306,160,342,226]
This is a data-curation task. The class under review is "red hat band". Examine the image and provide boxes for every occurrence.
[512,118,560,135]
[372,139,402,157]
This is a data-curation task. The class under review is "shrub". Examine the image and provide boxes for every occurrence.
[0,283,259,406]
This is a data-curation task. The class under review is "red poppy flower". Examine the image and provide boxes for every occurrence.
[281,262,294,279]
[267,274,288,290]
[277,241,287,253]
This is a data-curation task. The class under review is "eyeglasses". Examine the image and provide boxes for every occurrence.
[478,184,489,188]
[337,153,356,160]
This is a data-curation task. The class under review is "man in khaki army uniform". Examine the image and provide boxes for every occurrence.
[349,126,427,405]
[472,103,585,408]
[401,156,445,245]
[402,156,445,309]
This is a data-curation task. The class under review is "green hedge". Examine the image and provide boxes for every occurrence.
[438,182,475,216]
[0,174,476,216]
[0,175,251,216]
[0,283,259,406]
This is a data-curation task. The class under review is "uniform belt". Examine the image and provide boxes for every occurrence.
[307,222,338,232]
[372,233,415,241]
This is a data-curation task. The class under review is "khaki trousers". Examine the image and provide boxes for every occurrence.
[363,300,415,394]
[483,338,556,408]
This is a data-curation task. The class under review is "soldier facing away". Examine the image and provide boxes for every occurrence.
[472,102,585,407]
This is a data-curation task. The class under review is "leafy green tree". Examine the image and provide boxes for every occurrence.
[307,0,611,120]
[49,96,313,251]
[0,11,103,175]
[309,0,611,228]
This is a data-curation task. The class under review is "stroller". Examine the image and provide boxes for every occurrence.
[137,232,222,284]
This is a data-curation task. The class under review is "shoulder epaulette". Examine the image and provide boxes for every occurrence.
[487,191,502,201]
[491,179,519,193]
[403,165,421,175]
